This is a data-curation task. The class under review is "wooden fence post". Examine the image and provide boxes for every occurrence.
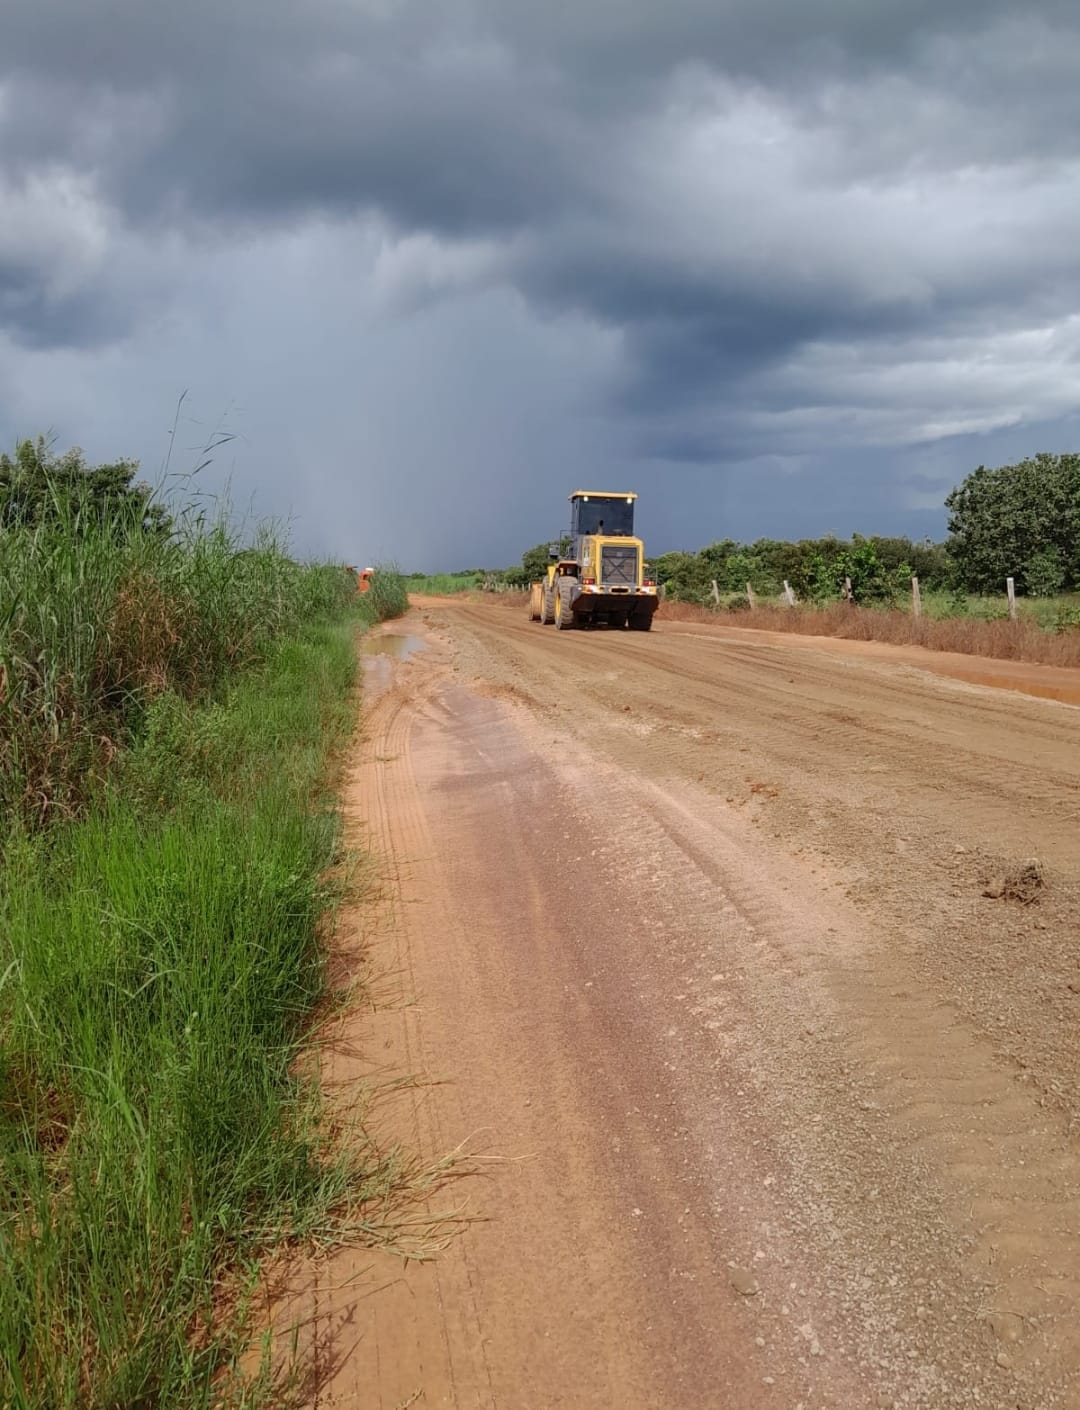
[746,582,757,609]
[783,580,796,607]
[711,580,720,605]
[844,576,853,603]
[1006,577,1017,620]
[911,575,922,619]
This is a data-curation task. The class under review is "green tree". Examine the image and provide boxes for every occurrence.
[653,534,934,605]
[515,534,573,585]
[871,536,950,590]
[1025,546,1066,597]
[653,549,715,603]
[0,437,170,536]
[945,453,1080,594]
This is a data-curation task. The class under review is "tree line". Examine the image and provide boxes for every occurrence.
[7,438,1074,606]
[651,534,948,606]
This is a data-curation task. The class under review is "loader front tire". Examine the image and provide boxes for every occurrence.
[540,588,555,624]
[556,580,576,630]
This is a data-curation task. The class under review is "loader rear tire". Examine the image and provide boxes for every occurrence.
[629,609,653,631]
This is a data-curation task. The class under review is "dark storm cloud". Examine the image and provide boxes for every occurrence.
[3,0,1080,558]
[4,2,1079,230]
[0,273,126,349]
[5,0,1078,377]
[1,1,582,228]
[4,8,1079,273]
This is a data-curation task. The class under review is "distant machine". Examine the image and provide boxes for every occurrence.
[529,491,659,632]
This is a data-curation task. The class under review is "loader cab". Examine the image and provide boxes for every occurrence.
[569,492,636,539]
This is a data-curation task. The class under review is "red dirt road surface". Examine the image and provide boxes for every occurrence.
[286,597,1080,1410]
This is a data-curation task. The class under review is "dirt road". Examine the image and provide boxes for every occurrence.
[291,598,1080,1410]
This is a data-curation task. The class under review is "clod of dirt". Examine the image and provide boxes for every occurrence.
[986,1312,1023,1345]
[728,1265,759,1296]
[983,860,1044,905]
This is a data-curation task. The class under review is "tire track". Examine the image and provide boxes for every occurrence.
[561,758,1080,1405]
[298,658,499,1409]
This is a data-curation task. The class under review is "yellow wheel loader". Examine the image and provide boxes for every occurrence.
[528,492,659,632]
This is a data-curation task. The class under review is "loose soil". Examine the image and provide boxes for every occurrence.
[277,601,1080,1409]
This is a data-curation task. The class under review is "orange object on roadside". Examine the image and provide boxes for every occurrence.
[357,567,374,595]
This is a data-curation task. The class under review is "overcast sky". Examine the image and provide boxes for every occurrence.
[3,1,1080,569]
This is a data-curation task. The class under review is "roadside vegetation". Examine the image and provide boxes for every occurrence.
[653,534,949,608]
[647,456,1080,665]
[405,570,483,594]
[650,454,1080,615]
[0,437,411,1408]
[405,540,576,597]
[404,569,523,595]
[660,599,1080,668]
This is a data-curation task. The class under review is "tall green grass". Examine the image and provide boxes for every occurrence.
[0,474,412,1406]
[0,494,361,827]
[1,628,358,1408]
[364,564,410,621]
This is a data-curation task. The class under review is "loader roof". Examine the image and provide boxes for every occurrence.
[569,490,637,500]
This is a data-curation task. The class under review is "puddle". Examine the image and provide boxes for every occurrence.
[946,671,1080,707]
[360,633,426,661]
